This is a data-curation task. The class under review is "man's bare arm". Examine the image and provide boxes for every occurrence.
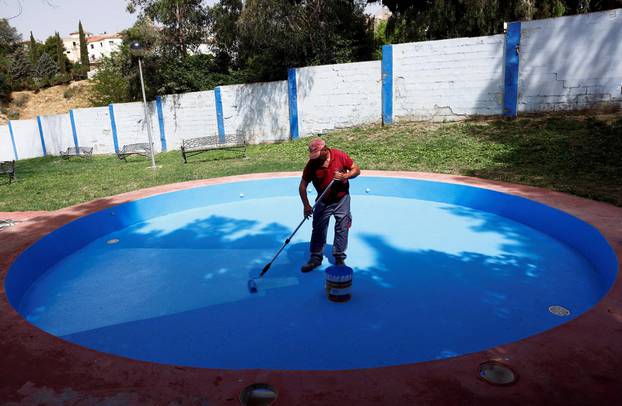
[299,179,313,218]
[334,162,361,181]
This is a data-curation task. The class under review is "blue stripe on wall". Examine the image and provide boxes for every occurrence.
[7,121,18,160]
[36,116,47,156]
[69,110,79,149]
[381,45,393,125]
[287,68,299,139]
[503,22,521,117]
[215,87,225,143]
[109,104,119,153]
[155,96,167,152]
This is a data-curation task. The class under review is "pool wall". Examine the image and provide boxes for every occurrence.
[6,175,617,312]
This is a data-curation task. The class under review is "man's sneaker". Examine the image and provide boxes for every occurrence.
[301,260,321,273]
[335,257,346,266]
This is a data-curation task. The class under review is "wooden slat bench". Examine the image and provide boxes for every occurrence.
[181,135,247,163]
[116,143,152,161]
[0,161,15,184]
[60,146,93,160]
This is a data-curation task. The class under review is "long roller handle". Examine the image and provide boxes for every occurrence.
[259,179,337,277]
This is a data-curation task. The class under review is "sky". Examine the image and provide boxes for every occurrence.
[2,0,384,41]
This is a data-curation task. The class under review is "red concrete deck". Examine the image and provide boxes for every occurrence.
[1,171,621,405]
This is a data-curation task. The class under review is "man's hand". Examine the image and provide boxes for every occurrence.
[333,171,348,182]
[304,203,313,219]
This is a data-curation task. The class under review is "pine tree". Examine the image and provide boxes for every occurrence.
[55,32,66,74]
[9,48,32,88]
[78,21,90,75]
[34,52,58,87]
[29,31,39,65]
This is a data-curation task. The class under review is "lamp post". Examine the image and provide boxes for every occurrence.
[129,41,157,170]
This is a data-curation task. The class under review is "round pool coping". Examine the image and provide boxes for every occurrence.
[1,171,621,405]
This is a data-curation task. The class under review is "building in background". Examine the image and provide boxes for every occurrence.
[62,31,122,65]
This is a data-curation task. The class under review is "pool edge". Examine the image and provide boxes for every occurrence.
[1,171,621,405]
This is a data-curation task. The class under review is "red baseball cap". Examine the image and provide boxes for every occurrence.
[308,138,326,159]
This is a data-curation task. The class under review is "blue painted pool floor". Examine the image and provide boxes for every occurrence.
[19,195,604,370]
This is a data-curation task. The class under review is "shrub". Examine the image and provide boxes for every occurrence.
[89,61,130,106]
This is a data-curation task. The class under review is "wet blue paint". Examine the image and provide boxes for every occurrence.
[5,178,617,370]
[381,45,393,125]
[504,22,521,117]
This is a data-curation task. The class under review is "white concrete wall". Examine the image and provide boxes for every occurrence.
[519,10,622,112]
[40,114,73,156]
[219,81,290,144]
[0,125,14,161]
[393,35,506,121]
[112,102,162,152]
[296,61,382,136]
[160,91,218,150]
[72,107,115,154]
[10,120,43,160]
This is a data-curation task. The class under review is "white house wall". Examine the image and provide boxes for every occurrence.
[296,61,382,136]
[518,9,622,112]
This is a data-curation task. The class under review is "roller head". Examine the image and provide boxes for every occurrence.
[248,279,258,293]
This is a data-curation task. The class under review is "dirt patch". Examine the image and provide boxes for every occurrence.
[0,81,94,124]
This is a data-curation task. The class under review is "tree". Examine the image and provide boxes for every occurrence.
[0,18,20,56]
[55,32,66,75]
[8,48,32,89]
[236,0,374,81]
[0,71,10,101]
[127,0,210,57]
[41,34,70,79]
[207,0,243,72]
[79,21,90,75]
[1,18,21,97]
[34,52,58,87]
[367,0,622,44]
[29,32,39,65]
[89,56,131,106]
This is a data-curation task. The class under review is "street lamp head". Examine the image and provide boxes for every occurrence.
[129,41,147,57]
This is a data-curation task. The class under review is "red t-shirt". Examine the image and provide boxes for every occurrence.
[302,148,354,204]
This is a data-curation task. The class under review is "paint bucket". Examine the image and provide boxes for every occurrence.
[325,265,353,303]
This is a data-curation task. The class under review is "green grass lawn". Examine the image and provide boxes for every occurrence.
[1,113,621,212]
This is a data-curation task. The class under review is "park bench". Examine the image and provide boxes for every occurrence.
[0,161,15,184]
[61,146,93,160]
[181,134,247,163]
[117,143,152,161]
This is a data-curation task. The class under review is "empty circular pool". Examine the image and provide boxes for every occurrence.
[5,175,617,370]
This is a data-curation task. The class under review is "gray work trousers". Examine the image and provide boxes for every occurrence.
[310,194,351,263]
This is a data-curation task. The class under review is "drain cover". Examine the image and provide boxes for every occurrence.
[0,219,16,229]
[479,361,517,385]
[239,383,278,406]
[548,305,570,317]
[106,239,120,245]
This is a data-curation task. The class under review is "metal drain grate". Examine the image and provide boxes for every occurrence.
[479,361,518,385]
[0,219,17,230]
[239,383,278,406]
[548,305,570,317]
